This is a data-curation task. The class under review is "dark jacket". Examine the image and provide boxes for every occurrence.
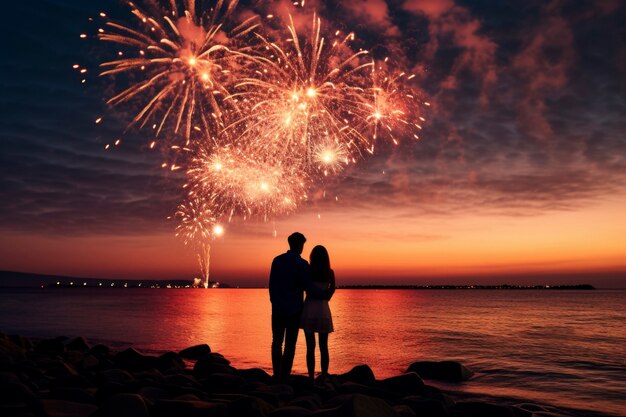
[269,250,327,315]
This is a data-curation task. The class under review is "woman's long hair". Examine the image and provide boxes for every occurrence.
[310,245,331,282]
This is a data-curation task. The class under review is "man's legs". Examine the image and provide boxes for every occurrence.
[280,312,301,380]
[271,313,286,378]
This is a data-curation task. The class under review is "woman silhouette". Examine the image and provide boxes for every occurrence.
[300,245,336,381]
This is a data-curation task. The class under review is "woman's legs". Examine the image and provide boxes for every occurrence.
[319,332,329,376]
[305,332,316,379]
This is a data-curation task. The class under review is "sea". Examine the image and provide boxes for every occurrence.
[1,288,625,417]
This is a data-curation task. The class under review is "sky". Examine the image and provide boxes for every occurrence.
[1,0,625,287]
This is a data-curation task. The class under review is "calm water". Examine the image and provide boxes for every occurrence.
[1,288,625,416]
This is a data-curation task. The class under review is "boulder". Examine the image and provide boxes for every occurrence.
[79,354,100,370]
[34,337,67,355]
[103,393,150,417]
[452,401,515,417]
[65,337,90,352]
[237,367,273,384]
[204,372,247,393]
[341,394,395,417]
[406,361,473,382]
[138,386,171,403]
[179,344,212,359]
[9,334,33,350]
[194,356,236,377]
[393,404,417,417]
[113,348,159,371]
[400,396,449,417]
[49,387,96,404]
[95,382,127,402]
[417,385,455,407]
[224,394,276,417]
[158,351,185,372]
[99,368,134,384]
[377,372,424,394]
[152,399,229,417]
[336,365,376,386]
[167,373,202,388]
[41,399,98,417]
[269,405,314,417]
[89,344,111,357]
[289,395,322,410]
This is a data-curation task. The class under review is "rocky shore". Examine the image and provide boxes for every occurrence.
[1,333,571,417]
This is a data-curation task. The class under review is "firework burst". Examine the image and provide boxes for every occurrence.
[98,0,259,145]
[186,140,309,222]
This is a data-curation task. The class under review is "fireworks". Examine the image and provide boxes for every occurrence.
[186,142,308,222]
[175,195,223,287]
[98,0,258,144]
[91,2,428,282]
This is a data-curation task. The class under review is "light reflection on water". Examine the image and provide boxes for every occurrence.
[1,288,625,416]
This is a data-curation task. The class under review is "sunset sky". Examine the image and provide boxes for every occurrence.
[1,0,625,287]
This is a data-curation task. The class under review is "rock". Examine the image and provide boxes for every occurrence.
[453,401,515,417]
[9,334,33,350]
[400,396,450,417]
[0,380,45,416]
[95,382,127,402]
[152,399,229,417]
[393,404,417,417]
[99,368,134,384]
[89,344,111,357]
[336,365,376,386]
[342,394,395,417]
[406,361,473,382]
[179,344,212,359]
[158,351,185,372]
[167,373,202,388]
[269,405,314,417]
[254,383,295,402]
[49,387,96,404]
[337,381,372,395]
[289,394,322,410]
[41,399,98,417]
[37,358,78,378]
[138,386,171,402]
[79,354,100,370]
[103,393,149,417]
[204,372,247,393]
[113,347,159,370]
[417,385,455,407]
[194,356,236,377]
[377,372,424,394]
[63,350,84,366]
[34,337,67,355]
[65,337,90,352]
[237,367,273,384]
[224,394,276,417]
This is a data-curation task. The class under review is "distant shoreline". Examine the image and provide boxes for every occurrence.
[0,271,597,290]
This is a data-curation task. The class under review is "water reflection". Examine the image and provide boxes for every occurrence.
[0,288,625,415]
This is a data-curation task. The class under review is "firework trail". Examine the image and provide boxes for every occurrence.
[175,195,223,287]
[98,0,259,146]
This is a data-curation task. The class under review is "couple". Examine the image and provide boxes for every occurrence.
[269,232,336,381]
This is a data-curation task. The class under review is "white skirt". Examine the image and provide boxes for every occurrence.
[300,298,334,333]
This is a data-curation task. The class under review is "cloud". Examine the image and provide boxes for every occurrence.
[1,0,625,241]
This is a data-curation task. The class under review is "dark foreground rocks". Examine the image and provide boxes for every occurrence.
[0,332,570,417]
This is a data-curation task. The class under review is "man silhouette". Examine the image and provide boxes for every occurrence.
[269,232,326,380]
